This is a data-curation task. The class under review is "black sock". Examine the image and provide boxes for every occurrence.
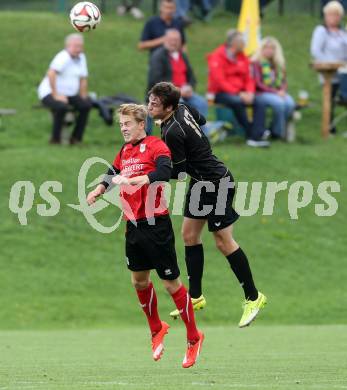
[226,247,258,301]
[185,244,204,299]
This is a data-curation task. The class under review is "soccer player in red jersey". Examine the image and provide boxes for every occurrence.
[87,104,204,368]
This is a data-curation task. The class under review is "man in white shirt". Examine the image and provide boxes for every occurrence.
[38,33,92,144]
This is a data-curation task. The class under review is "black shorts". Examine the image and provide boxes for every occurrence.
[125,215,180,280]
[184,172,239,232]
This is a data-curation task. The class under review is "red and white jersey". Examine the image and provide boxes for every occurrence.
[113,136,171,221]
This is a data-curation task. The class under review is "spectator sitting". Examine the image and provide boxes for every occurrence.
[138,0,186,55]
[320,0,347,16]
[148,29,208,120]
[252,37,295,139]
[38,33,92,145]
[311,0,347,133]
[207,29,269,147]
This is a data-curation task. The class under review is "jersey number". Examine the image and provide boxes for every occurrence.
[183,109,202,138]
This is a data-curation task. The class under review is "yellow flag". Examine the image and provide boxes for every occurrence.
[237,0,261,56]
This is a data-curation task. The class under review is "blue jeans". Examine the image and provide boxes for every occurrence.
[215,92,265,140]
[182,93,208,118]
[255,93,295,137]
[176,0,190,17]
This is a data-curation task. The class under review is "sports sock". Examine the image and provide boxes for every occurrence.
[185,244,204,298]
[226,247,258,301]
[136,282,162,335]
[171,285,200,343]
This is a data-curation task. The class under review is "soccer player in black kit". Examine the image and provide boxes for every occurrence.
[148,82,267,327]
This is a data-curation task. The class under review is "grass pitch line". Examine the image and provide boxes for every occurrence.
[82,382,156,386]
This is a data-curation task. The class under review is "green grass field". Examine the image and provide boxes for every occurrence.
[1,8,347,390]
[2,326,347,390]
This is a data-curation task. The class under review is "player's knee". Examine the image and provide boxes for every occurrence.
[132,278,150,290]
[181,229,200,245]
[215,237,227,253]
[214,231,235,255]
[163,278,181,295]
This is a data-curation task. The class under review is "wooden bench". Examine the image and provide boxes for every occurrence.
[32,103,75,123]
[208,100,301,142]
[33,98,122,143]
[33,104,76,144]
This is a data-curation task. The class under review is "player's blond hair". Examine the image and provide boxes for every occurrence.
[117,104,148,123]
[323,1,344,16]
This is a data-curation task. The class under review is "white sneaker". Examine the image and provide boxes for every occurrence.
[130,7,144,19]
[246,139,270,148]
[261,129,271,141]
[116,5,127,15]
[204,120,225,136]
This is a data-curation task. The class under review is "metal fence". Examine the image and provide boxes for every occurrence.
[0,0,147,12]
[0,0,323,15]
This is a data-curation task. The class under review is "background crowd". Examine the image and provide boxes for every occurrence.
[37,0,347,147]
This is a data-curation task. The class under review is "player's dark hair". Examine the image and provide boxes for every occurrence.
[149,82,181,110]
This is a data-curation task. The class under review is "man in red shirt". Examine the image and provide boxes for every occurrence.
[86,104,204,368]
[148,29,208,120]
[207,29,269,147]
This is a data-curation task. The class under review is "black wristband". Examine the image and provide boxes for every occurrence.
[100,165,120,189]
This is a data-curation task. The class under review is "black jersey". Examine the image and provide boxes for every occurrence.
[160,104,228,181]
